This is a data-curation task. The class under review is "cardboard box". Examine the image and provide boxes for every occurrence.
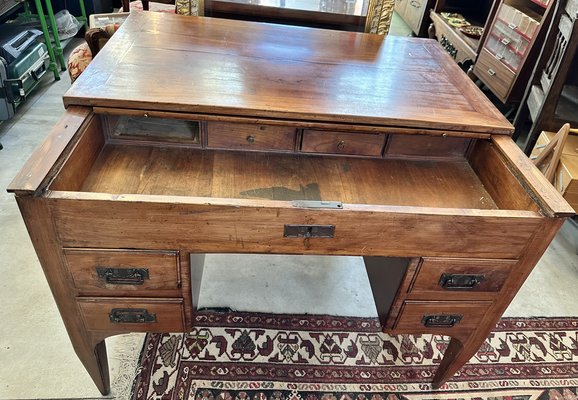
[532,131,578,211]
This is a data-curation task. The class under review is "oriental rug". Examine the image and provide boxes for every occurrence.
[130,313,578,400]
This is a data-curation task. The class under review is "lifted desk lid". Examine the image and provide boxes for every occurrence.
[63,12,512,135]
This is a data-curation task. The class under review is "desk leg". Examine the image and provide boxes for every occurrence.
[432,218,565,388]
[16,197,111,395]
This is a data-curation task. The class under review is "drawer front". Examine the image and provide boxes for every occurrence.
[386,134,471,158]
[78,297,185,332]
[207,122,296,152]
[475,49,516,101]
[64,249,180,294]
[394,301,491,335]
[301,130,385,156]
[411,257,515,294]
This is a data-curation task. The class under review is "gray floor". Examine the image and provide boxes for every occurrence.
[1,16,578,400]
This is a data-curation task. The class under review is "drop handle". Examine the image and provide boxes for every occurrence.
[487,68,496,76]
[439,273,485,290]
[97,267,149,285]
[246,135,255,144]
[337,140,346,150]
[422,314,463,328]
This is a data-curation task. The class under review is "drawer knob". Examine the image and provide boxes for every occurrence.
[96,267,149,285]
[421,314,462,328]
[246,135,255,144]
[109,308,156,323]
[143,113,149,118]
[439,273,485,290]
[336,140,346,150]
[487,68,496,76]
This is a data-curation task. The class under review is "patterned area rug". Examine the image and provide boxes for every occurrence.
[131,313,578,400]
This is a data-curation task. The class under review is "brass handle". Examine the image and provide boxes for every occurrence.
[487,68,496,76]
[246,135,255,144]
[422,314,462,328]
[439,273,485,290]
[96,267,149,285]
[109,308,156,323]
[336,140,346,150]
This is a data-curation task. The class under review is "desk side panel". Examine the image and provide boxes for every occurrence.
[7,107,93,195]
[49,198,541,259]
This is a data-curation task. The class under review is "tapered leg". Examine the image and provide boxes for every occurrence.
[16,197,111,394]
[72,337,110,395]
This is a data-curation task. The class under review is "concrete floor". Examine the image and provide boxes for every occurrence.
[1,14,578,400]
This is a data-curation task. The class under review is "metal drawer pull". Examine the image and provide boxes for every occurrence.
[410,0,421,7]
[501,38,511,45]
[284,224,335,238]
[487,68,496,76]
[439,273,485,290]
[96,267,149,285]
[109,308,156,323]
[246,135,255,144]
[422,314,463,328]
[336,140,346,150]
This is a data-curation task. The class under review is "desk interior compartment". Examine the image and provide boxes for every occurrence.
[49,112,542,214]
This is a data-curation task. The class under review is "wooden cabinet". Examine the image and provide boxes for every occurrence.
[474,0,556,103]
[395,0,435,36]
[8,13,573,397]
[429,0,497,68]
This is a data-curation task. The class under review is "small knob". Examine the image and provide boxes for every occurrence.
[143,113,149,118]
[246,135,255,144]
[337,140,346,150]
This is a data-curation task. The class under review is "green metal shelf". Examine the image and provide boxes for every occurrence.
[19,0,87,80]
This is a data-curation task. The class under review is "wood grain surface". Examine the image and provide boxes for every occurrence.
[73,144,498,209]
[48,196,540,259]
[63,13,512,135]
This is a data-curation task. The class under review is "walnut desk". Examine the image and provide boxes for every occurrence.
[8,12,574,395]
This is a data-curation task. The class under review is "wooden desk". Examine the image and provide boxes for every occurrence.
[8,12,573,395]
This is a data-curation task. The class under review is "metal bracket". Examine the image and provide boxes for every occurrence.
[291,200,343,209]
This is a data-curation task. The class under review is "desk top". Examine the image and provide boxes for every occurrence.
[64,12,512,135]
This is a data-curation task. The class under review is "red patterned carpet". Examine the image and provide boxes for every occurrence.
[131,313,578,400]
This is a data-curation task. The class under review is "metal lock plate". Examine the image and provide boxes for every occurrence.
[283,224,335,238]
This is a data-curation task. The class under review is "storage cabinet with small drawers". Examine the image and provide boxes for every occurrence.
[474,0,557,103]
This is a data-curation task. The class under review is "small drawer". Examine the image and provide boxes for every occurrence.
[475,49,516,101]
[64,249,180,294]
[386,134,471,158]
[301,130,385,156]
[411,257,515,293]
[78,297,185,332]
[207,122,296,152]
[394,301,490,334]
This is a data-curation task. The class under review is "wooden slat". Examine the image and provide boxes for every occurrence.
[48,197,540,259]
[63,13,512,135]
[7,106,92,195]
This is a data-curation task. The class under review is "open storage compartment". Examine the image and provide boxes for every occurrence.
[49,111,541,214]
[35,108,555,260]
